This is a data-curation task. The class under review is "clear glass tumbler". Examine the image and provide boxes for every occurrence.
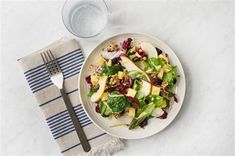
[62,0,108,38]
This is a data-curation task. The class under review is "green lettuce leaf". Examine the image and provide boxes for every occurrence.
[144,57,162,73]
[128,71,148,81]
[99,101,112,117]
[102,64,122,75]
[129,102,155,129]
[147,95,165,107]
[163,66,177,90]
[87,87,98,97]
[107,91,129,113]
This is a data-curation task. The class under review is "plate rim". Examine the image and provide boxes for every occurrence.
[78,32,186,139]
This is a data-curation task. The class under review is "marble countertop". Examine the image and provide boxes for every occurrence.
[1,0,234,155]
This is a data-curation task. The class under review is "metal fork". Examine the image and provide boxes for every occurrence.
[41,50,91,152]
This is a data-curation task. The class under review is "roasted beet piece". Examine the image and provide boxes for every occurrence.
[117,84,127,94]
[151,76,162,86]
[157,111,168,119]
[85,75,91,84]
[85,75,93,88]
[106,86,117,92]
[121,38,133,50]
[139,118,148,128]
[155,47,162,55]
[95,103,100,113]
[112,57,121,65]
[173,95,178,103]
[127,96,139,109]
[122,77,132,87]
[132,56,141,62]
[137,51,148,58]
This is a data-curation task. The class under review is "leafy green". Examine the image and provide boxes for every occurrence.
[147,95,164,107]
[143,61,154,74]
[107,91,129,113]
[102,63,122,75]
[132,80,141,91]
[163,64,173,72]
[87,87,98,97]
[144,58,162,74]
[163,66,177,90]
[128,71,148,81]
[135,91,146,107]
[136,105,148,117]
[148,58,162,70]
[99,101,112,117]
[135,91,144,99]
[129,102,155,129]
[161,89,174,100]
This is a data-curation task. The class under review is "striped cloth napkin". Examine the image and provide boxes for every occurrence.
[18,37,124,156]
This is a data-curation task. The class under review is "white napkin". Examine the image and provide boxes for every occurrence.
[18,37,124,156]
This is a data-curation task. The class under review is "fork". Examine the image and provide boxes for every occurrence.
[41,50,91,152]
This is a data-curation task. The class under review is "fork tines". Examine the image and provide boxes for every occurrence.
[40,50,61,75]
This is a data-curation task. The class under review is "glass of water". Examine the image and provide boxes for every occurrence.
[62,0,108,38]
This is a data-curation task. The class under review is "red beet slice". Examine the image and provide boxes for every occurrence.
[157,111,168,119]
[121,38,133,50]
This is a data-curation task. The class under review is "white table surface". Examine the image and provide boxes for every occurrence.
[1,0,234,155]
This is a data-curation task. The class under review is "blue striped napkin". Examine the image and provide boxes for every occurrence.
[18,38,124,156]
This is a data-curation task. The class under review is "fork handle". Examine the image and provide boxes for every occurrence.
[60,88,91,152]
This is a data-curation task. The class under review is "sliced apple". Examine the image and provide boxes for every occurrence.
[91,76,108,102]
[152,107,164,117]
[120,56,150,82]
[139,80,151,96]
[135,61,145,70]
[140,42,158,58]
[128,107,136,118]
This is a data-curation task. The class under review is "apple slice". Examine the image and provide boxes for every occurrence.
[120,56,150,82]
[140,80,151,96]
[140,42,158,58]
[152,107,164,117]
[91,76,108,102]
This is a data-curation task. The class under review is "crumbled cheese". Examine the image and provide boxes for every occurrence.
[118,71,125,79]
[151,86,161,95]
[97,56,105,65]
[126,88,137,97]
[91,75,99,85]
[101,92,108,101]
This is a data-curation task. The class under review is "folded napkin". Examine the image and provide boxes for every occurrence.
[18,37,124,156]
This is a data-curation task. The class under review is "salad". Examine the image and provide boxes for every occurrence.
[85,38,179,130]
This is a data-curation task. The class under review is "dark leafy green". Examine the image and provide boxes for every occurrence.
[99,101,112,117]
[107,91,129,113]
[147,95,165,107]
[132,80,141,91]
[135,91,146,107]
[128,71,148,81]
[129,102,155,129]
[144,58,162,73]
[163,66,177,90]
[87,87,98,97]
[102,64,122,75]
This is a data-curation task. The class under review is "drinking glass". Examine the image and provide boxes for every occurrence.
[62,0,108,38]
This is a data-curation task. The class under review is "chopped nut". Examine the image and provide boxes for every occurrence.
[107,43,118,52]
[88,64,96,71]
[161,80,168,88]
[108,74,119,87]
[113,113,121,119]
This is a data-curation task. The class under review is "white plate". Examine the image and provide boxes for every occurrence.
[78,33,186,139]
